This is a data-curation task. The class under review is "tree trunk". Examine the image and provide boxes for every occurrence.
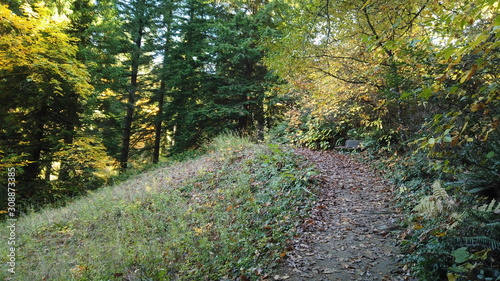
[58,107,78,181]
[153,7,173,163]
[255,96,265,141]
[120,25,143,172]
[23,103,47,197]
[152,81,165,164]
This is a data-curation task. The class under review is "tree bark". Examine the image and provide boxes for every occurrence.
[152,80,165,164]
[120,24,143,172]
[23,102,48,197]
[153,6,173,164]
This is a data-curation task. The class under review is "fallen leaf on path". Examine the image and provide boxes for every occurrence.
[323,268,339,274]
[273,149,404,281]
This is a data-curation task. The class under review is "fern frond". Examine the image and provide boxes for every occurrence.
[413,180,456,217]
[432,180,449,200]
[413,196,438,215]
[457,236,500,250]
[477,199,500,213]
[449,211,466,229]
[485,221,500,228]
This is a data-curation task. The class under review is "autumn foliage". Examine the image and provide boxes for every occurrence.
[1,0,500,279]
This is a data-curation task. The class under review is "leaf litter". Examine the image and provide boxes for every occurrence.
[272,149,412,281]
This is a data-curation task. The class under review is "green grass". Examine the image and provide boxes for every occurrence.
[0,135,316,280]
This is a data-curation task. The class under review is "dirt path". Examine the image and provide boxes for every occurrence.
[273,149,407,281]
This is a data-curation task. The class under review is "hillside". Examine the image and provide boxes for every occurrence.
[0,137,316,280]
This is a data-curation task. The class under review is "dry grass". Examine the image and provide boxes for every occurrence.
[0,135,316,280]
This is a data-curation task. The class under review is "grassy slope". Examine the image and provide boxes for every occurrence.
[0,136,316,280]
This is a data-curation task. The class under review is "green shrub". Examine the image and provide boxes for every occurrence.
[393,154,500,281]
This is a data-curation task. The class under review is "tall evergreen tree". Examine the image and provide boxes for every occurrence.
[211,9,273,140]
[164,0,214,152]
[152,0,176,163]
[117,0,157,170]
[162,0,279,153]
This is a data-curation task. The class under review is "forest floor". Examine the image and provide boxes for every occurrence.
[272,148,411,281]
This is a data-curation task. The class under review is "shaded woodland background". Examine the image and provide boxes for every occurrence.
[1,0,499,279]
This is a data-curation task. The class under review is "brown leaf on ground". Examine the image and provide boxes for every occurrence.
[271,149,413,281]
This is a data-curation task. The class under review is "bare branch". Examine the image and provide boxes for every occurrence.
[404,0,431,34]
[309,65,382,89]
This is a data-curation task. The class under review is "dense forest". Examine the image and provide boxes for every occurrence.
[1,0,500,279]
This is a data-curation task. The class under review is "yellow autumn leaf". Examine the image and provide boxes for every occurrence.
[361,0,372,10]
[435,73,447,82]
[447,272,460,281]
[470,102,485,112]
[70,265,89,274]
[434,231,447,237]
[492,119,499,129]
[460,64,478,83]
[194,227,204,234]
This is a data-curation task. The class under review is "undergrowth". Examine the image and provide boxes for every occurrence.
[379,148,500,281]
[0,135,317,280]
